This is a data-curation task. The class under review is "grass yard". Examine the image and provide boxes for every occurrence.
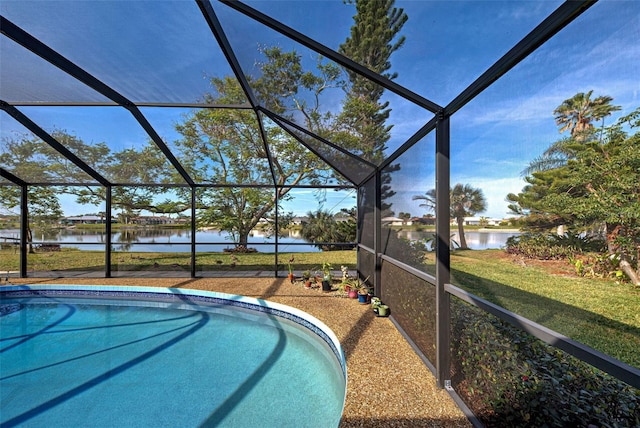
[0,248,357,274]
[450,249,640,368]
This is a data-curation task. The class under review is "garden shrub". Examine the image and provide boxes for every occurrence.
[505,232,629,280]
[506,233,575,260]
[506,232,606,260]
[450,300,640,427]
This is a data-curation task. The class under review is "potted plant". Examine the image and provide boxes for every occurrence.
[321,262,333,292]
[340,265,350,290]
[339,276,358,298]
[287,255,295,283]
[302,270,312,288]
[355,276,371,304]
[370,297,389,316]
[347,282,359,299]
[357,285,369,304]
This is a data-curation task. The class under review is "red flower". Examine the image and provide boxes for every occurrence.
[522,375,529,382]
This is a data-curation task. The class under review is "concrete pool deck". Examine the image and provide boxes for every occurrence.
[5,276,471,428]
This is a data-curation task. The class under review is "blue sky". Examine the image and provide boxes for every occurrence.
[1,1,639,219]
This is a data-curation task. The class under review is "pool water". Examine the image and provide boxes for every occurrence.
[0,287,346,427]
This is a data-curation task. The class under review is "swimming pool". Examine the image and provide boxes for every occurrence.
[0,285,347,427]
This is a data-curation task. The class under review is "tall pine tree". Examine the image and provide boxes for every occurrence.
[338,0,408,164]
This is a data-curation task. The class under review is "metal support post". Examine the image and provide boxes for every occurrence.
[105,186,112,278]
[191,187,196,278]
[374,171,382,296]
[274,189,279,278]
[20,185,28,277]
[435,111,451,388]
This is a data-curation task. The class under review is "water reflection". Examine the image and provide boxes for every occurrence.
[2,227,520,252]
[2,227,321,253]
[397,229,520,250]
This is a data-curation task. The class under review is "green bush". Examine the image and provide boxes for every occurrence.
[505,232,606,260]
[451,301,640,427]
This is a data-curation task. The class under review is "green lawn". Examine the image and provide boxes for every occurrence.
[0,248,357,274]
[450,249,640,368]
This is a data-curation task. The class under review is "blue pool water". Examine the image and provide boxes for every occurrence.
[0,286,346,427]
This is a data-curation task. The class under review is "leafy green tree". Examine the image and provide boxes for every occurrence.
[175,47,343,248]
[513,92,622,232]
[398,211,411,224]
[413,184,487,250]
[0,133,71,252]
[0,185,62,253]
[0,130,179,230]
[507,167,575,231]
[300,209,356,251]
[151,199,190,219]
[547,109,640,284]
[510,95,640,284]
[69,142,175,224]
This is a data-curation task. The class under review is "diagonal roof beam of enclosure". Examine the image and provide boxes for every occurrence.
[0,167,27,186]
[445,0,597,116]
[219,0,443,114]
[0,16,195,187]
[262,109,377,186]
[196,0,259,109]
[0,101,110,187]
[198,0,280,186]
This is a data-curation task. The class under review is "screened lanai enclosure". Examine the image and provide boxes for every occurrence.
[1,0,639,424]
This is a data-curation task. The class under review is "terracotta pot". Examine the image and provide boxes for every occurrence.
[288,273,294,283]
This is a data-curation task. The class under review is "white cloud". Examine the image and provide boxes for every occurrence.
[456,176,527,218]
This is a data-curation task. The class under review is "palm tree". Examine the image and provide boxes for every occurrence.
[413,183,487,250]
[450,184,487,249]
[553,90,620,139]
[523,92,621,176]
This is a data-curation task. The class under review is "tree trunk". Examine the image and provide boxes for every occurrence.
[619,258,640,286]
[606,223,640,286]
[457,217,468,250]
[237,228,250,250]
[27,227,35,254]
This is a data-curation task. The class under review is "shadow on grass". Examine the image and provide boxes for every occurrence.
[450,267,640,368]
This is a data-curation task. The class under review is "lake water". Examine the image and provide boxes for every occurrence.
[1,228,520,252]
[397,229,521,251]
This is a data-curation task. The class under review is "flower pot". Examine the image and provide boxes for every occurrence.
[305,280,312,289]
[321,280,332,292]
[288,273,294,283]
[344,284,351,293]
[348,290,358,299]
[357,293,369,304]
[377,304,389,317]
